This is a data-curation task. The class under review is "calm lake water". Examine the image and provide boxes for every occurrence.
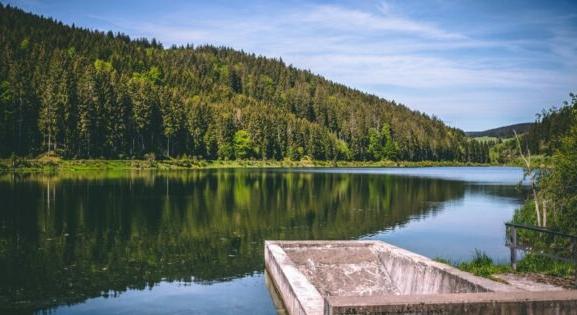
[0,167,527,314]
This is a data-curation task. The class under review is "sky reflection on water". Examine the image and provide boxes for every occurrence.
[0,167,525,314]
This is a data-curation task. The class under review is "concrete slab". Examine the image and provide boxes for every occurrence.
[264,240,577,315]
[285,244,399,296]
[494,273,566,291]
[326,291,577,315]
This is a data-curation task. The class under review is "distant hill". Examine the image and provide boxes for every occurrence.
[466,123,534,138]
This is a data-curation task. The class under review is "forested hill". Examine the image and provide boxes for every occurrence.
[487,95,576,164]
[0,4,489,162]
[523,95,576,156]
[466,123,533,138]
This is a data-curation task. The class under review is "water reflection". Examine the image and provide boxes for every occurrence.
[0,168,525,314]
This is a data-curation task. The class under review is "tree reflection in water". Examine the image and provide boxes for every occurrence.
[0,169,519,312]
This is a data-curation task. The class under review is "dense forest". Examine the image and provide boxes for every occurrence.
[0,4,491,162]
[489,94,576,163]
[523,96,577,156]
[465,122,533,138]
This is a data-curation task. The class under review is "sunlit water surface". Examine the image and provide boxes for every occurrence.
[0,167,527,314]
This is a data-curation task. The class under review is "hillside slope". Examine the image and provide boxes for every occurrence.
[466,123,533,138]
[488,95,576,163]
[0,4,488,162]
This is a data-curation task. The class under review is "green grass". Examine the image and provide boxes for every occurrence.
[509,154,552,168]
[517,254,575,278]
[455,250,511,277]
[435,250,575,280]
[0,157,499,174]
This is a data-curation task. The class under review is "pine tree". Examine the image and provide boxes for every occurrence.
[39,52,67,152]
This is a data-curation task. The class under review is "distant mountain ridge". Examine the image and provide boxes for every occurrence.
[466,123,534,138]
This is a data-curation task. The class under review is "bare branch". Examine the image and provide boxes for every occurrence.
[514,130,543,226]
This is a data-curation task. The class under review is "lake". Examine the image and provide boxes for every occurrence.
[0,167,527,314]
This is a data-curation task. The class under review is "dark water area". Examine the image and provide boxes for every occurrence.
[0,167,527,314]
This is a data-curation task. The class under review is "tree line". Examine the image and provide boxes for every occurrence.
[0,4,489,162]
[488,94,576,163]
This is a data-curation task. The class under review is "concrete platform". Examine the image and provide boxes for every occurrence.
[494,273,566,292]
[264,240,577,315]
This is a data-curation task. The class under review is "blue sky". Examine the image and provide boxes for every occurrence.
[5,0,577,131]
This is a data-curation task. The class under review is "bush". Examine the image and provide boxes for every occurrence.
[517,254,574,278]
[457,250,510,277]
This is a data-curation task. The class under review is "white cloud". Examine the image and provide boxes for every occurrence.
[292,53,571,89]
[300,5,466,40]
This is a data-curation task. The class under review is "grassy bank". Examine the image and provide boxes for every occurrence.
[437,250,575,285]
[0,156,502,173]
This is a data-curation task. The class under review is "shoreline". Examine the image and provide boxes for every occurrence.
[0,158,518,173]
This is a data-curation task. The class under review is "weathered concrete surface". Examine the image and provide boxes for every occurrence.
[264,271,289,315]
[285,245,399,296]
[264,241,324,315]
[494,273,566,292]
[372,240,517,295]
[265,240,577,315]
[325,291,577,315]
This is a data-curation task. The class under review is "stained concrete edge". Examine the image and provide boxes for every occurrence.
[265,240,577,315]
[270,240,518,293]
[326,290,577,306]
[368,239,521,293]
[265,241,324,315]
[325,291,577,314]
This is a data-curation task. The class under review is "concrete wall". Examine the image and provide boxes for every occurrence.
[372,242,517,295]
[264,241,324,315]
[325,291,577,315]
[265,240,577,315]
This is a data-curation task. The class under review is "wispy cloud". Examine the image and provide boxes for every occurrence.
[300,4,466,40]
[296,53,573,90]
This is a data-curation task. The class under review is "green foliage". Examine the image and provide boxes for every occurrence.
[335,139,351,161]
[367,127,381,160]
[381,123,398,160]
[490,94,577,164]
[366,124,398,161]
[506,96,577,282]
[525,96,577,156]
[542,99,577,235]
[94,59,113,73]
[233,130,254,159]
[19,37,29,50]
[512,201,537,226]
[228,68,242,93]
[517,254,574,278]
[451,251,573,279]
[0,5,486,162]
[473,136,499,143]
[457,250,510,277]
[146,66,162,84]
[512,95,577,234]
